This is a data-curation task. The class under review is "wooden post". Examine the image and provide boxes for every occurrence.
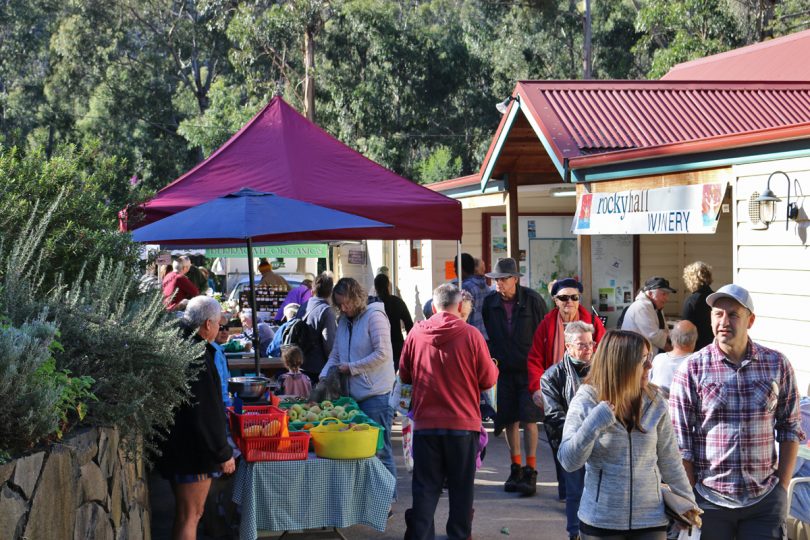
[576,184,592,307]
[506,175,520,261]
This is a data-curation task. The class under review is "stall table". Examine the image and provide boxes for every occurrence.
[232,454,395,540]
[226,354,285,371]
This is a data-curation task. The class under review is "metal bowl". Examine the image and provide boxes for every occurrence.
[227,376,271,399]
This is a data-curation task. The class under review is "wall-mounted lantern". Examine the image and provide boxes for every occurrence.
[755,171,799,230]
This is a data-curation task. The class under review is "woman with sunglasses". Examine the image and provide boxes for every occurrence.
[558,330,699,540]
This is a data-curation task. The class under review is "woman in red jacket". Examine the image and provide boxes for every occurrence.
[527,277,606,501]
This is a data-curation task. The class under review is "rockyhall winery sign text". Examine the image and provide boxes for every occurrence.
[572,182,725,235]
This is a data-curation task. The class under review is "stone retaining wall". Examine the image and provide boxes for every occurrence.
[0,427,150,540]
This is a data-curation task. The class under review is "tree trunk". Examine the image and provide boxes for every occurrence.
[304,26,315,121]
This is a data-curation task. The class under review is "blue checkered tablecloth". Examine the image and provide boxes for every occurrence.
[232,453,396,539]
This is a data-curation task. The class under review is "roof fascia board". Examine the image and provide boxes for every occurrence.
[480,99,522,192]
[442,180,506,199]
[573,139,810,182]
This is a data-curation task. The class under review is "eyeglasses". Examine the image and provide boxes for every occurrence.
[570,341,594,350]
[555,294,579,302]
[494,277,514,282]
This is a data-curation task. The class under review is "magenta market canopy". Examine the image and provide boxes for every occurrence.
[120,97,461,242]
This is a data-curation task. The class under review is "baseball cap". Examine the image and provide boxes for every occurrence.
[706,284,755,313]
[643,276,676,293]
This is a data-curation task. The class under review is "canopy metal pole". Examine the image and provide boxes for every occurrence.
[246,237,261,376]
[457,241,462,283]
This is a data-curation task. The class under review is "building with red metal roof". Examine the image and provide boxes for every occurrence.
[662,29,810,81]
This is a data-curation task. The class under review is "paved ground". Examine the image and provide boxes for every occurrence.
[150,417,569,539]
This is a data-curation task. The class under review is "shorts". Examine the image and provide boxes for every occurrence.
[172,471,222,484]
[496,371,543,427]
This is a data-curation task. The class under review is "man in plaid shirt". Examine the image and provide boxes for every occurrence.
[670,284,804,538]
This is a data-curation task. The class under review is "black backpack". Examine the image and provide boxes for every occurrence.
[281,318,322,358]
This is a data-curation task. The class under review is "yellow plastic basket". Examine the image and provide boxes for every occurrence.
[310,417,380,459]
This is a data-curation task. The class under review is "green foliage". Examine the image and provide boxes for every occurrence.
[0,144,142,291]
[416,146,463,184]
[0,317,86,455]
[634,0,742,78]
[33,356,97,439]
[44,258,204,457]
[0,194,201,459]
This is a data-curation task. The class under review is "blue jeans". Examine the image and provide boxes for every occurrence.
[564,466,585,536]
[358,393,397,499]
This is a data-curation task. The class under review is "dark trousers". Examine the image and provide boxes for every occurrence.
[696,484,788,539]
[551,444,567,500]
[564,466,585,536]
[410,431,479,540]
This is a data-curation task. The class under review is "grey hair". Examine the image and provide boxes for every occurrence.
[671,323,698,348]
[564,321,595,343]
[172,259,183,272]
[183,296,221,328]
[433,283,462,310]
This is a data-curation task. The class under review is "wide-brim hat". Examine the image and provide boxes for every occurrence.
[485,257,523,278]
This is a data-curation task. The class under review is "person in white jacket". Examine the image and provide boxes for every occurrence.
[621,277,675,355]
[558,330,700,540]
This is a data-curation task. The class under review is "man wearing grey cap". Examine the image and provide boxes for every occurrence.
[621,276,676,355]
[669,284,804,539]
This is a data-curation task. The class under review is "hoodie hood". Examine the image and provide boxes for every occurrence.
[415,312,469,347]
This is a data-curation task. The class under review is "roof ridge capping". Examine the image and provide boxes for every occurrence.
[516,79,810,90]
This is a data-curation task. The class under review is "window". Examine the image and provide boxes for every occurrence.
[410,240,423,268]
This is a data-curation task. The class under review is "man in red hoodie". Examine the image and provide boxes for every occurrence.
[399,284,498,540]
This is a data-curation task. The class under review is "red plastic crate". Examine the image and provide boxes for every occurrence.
[227,405,288,440]
[237,431,310,462]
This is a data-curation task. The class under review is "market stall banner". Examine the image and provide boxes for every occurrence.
[207,244,327,258]
[572,182,725,235]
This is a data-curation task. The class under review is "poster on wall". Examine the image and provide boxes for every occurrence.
[490,215,577,291]
[572,182,726,235]
[529,238,579,307]
[591,235,634,329]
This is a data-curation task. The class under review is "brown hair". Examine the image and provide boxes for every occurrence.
[282,345,304,372]
[584,330,655,431]
[332,277,367,316]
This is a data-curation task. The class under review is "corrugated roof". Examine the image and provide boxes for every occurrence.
[517,81,810,161]
[662,29,810,81]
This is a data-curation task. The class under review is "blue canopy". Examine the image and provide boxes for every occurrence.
[132,188,391,245]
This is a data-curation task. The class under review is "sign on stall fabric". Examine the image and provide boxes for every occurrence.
[347,247,367,265]
[572,182,726,235]
[207,244,328,258]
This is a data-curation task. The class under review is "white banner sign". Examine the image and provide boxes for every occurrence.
[572,182,725,235]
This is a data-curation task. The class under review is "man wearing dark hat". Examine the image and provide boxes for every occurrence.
[669,284,803,538]
[621,276,676,355]
[482,258,548,496]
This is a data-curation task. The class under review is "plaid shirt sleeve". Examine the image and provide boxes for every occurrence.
[776,352,805,443]
[669,357,697,462]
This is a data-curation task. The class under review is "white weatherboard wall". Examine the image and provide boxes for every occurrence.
[733,158,810,395]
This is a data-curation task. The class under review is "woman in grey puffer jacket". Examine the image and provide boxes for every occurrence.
[558,330,699,540]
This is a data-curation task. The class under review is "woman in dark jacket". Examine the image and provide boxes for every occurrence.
[681,261,714,350]
[156,296,235,540]
[374,273,413,371]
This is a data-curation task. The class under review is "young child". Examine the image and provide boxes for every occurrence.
[279,345,312,398]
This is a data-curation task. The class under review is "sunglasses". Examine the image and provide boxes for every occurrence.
[555,294,579,302]
[218,325,228,332]
[641,353,653,369]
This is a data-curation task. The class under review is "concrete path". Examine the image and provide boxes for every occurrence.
[150,418,570,539]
